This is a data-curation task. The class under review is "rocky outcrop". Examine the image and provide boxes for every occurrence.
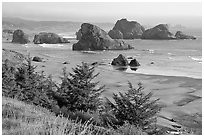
[141,24,176,40]
[76,29,82,40]
[175,31,196,40]
[73,23,133,51]
[111,54,129,66]
[32,56,43,62]
[129,59,140,67]
[33,32,70,44]
[109,19,145,39]
[108,29,123,39]
[12,29,30,44]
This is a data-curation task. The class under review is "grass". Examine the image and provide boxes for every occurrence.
[2,97,145,135]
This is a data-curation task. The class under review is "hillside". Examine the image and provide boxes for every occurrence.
[2,97,110,135]
[2,17,114,34]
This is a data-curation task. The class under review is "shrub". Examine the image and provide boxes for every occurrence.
[2,56,58,110]
[53,62,105,112]
[105,82,161,131]
[2,60,19,97]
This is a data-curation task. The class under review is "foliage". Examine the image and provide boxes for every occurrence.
[2,55,165,135]
[2,56,57,110]
[54,62,105,112]
[2,59,19,97]
[105,82,161,130]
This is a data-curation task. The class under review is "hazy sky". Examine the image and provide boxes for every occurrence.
[2,2,202,27]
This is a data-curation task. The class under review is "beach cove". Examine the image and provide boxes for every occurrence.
[2,36,202,132]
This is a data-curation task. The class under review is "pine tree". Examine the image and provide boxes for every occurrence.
[14,56,56,109]
[55,62,105,112]
[2,59,19,97]
[105,82,161,130]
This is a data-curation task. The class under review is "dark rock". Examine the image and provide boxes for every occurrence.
[90,61,106,66]
[12,29,30,44]
[76,29,82,40]
[33,32,70,44]
[108,29,123,39]
[130,67,138,71]
[73,23,133,51]
[175,31,196,40]
[127,56,133,59]
[110,18,145,39]
[63,61,69,64]
[129,59,140,67]
[91,62,98,66]
[141,24,176,40]
[150,61,154,64]
[111,54,128,66]
[32,56,43,62]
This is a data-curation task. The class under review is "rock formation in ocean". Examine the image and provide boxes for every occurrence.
[108,29,123,39]
[109,18,145,39]
[33,32,70,44]
[73,23,133,51]
[12,29,30,44]
[111,54,129,66]
[141,24,176,40]
[76,29,82,40]
[32,56,43,62]
[129,59,140,67]
[175,31,196,40]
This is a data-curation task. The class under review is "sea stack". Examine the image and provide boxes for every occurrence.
[141,24,176,40]
[109,18,145,39]
[73,23,133,51]
[175,31,196,40]
[33,32,70,44]
[12,29,30,44]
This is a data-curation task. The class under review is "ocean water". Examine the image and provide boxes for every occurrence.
[3,31,202,129]
[22,36,202,80]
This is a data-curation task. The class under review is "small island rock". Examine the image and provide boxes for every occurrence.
[111,54,129,66]
[12,29,30,44]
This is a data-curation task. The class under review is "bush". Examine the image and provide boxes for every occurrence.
[2,60,19,97]
[105,82,161,131]
[2,56,58,110]
[53,62,105,112]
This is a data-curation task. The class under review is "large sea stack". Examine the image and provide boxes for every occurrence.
[33,32,70,44]
[109,18,145,39]
[73,23,133,51]
[175,31,196,40]
[12,29,30,44]
[141,24,176,40]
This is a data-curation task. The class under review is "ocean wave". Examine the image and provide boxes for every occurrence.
[189,56,202,63]
[39,43,64,48]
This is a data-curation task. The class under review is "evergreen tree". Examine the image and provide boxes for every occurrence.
[13,56,57,109]
[54,62,105,112]
[2,60,19,97]
[105,82,161,130]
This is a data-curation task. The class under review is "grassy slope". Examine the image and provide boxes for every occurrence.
[2,97,145,135]
[2,97,109,135]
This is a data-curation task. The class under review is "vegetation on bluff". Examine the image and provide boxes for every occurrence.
[3,55,188,135]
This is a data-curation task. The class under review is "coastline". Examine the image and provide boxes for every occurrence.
[2,41,202,132]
